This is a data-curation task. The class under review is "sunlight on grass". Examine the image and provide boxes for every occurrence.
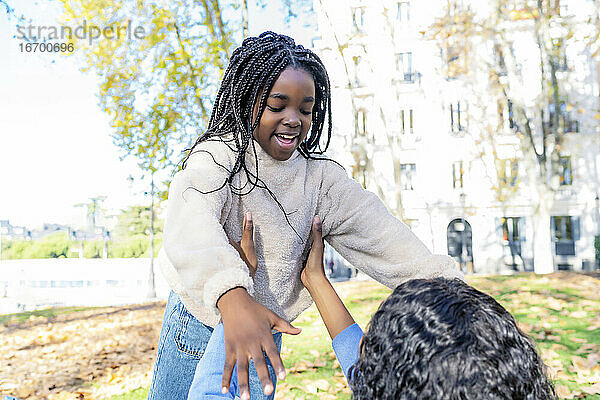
[0,306,96,325]
[109,387,149,399]
[274,275,600,399]
[3,274,596,399]
[101,275,600,399]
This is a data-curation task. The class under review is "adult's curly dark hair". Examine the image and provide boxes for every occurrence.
[348,278,556,400]
[181,31,333,237]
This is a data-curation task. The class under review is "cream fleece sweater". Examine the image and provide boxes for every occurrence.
[159,138,463,328]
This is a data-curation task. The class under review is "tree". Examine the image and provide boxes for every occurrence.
[57,0,314,191]
[113,205,163,240]
[57,0,234,199]
[2,232,71,260]
[430,0,592,272]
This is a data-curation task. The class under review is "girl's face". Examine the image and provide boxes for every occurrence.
[253,67,315,161]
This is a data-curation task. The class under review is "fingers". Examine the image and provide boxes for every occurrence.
[307,215,324,267]
[242,212,254,243]
[240,212,258,277]
[237,357,250,400]
[250,347,274,396]
[241,213,257,264]
[221,352,236,395]
[311,215,323,250]
[265,341,287,381]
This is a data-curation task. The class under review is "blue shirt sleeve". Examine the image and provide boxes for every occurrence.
[187,323,236,400]
[331,323,364,380]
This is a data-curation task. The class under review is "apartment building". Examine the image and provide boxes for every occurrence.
[312,0,600,273]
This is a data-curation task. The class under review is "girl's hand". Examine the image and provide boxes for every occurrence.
[301,216,326,287]
[228,213,258,279]
[217,288,301,399]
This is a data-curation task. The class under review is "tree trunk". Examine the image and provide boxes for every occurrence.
[147,174,157,299]
[532,185,554,273]
[241,0,249,39]
[392,158,405,221]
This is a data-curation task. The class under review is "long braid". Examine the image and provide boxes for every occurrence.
[182,31,338,239]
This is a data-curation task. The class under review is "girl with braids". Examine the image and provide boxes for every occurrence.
[148,31,462,400]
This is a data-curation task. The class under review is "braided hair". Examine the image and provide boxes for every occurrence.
[182,31,335,238]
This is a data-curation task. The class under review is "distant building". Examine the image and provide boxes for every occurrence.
[0,220,31,241]
[312,0,600,273]
[0,220,109,242]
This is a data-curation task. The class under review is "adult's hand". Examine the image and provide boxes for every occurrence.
[300,216,325,287]
[228,212,258,279]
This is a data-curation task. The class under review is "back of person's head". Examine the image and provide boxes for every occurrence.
[349,278,556,400]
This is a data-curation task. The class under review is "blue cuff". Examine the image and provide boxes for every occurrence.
[331,323,363,379]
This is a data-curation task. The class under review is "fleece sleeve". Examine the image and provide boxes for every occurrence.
[317,163,463,288]
[162,145,253,315]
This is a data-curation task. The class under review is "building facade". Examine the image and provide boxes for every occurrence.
[312,0,600,273]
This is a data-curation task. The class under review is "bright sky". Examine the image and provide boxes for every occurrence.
[0,0,314,230]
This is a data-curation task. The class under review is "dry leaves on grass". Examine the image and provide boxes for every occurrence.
[0,302,165,399]
[470,272,600,399]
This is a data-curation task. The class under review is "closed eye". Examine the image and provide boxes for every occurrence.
[267,105,312,116]
[267,105,284,112]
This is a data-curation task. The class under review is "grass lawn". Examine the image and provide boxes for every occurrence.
[0,306,95,325]
[1,272,598,399]
[268,273,600,399]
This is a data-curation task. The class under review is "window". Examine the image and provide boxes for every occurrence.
[400,109,414,134]
[356,109,367,136]
[450,101,467,133]
[548,102,579,133]
[551,215,580,255]
[400,110,404,133]
[559,155,572,185]
[500,217,526,258]
[452,161,464,189]
[397,1,410,21]
[400,163,416,190]
[552,216,573,241]
[396,52,413,81]
[501,217,525,242]
[353,7,365,32]
[497,159,518,187]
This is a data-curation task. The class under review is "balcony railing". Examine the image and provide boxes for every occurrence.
[397,71,421,84]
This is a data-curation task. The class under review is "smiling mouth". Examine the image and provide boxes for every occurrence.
[273,132,299,149]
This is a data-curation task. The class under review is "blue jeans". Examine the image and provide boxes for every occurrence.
[148,291,282,400]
